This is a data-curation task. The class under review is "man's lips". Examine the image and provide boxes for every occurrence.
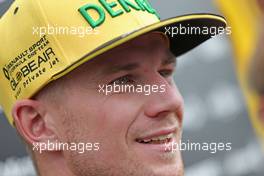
[135,127,177,145]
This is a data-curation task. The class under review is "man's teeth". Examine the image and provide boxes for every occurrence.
[137,133,173,144]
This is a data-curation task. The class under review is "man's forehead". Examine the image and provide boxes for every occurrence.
[80,33,168,65]
[115,32,169,50]
[66,32,171,78]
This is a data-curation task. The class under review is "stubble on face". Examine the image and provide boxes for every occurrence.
[48,33,184,176]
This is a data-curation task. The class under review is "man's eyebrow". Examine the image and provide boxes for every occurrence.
[162,51,177,66]
[104,63,140,75]
[103,51,176,75]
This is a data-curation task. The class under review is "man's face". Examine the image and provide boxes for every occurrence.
[48,32,184,176]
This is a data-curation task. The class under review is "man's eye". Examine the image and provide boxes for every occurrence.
[109,75,135,85]
[159,69,173,77]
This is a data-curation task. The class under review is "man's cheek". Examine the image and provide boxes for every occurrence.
[102,100,139,135]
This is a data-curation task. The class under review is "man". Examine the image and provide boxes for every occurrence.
[0,0,226,175]
[216,0,264,142]
[250,0,264,136]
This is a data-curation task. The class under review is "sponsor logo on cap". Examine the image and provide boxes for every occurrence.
[79,0,160,28]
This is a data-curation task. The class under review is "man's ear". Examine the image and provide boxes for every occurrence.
[12,99,58,146]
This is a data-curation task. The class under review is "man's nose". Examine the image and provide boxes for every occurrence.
[143,78,184,121]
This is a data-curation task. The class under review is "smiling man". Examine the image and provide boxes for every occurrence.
[0,0,226,176]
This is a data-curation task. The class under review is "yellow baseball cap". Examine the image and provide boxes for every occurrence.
[0,0,226,126]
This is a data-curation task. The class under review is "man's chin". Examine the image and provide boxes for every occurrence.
[141,163,184,176]
[132,141,182,165]
[131,148,184,176]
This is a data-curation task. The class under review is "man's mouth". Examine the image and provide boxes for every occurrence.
[134,128,177,153]
[135,133,174,144]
